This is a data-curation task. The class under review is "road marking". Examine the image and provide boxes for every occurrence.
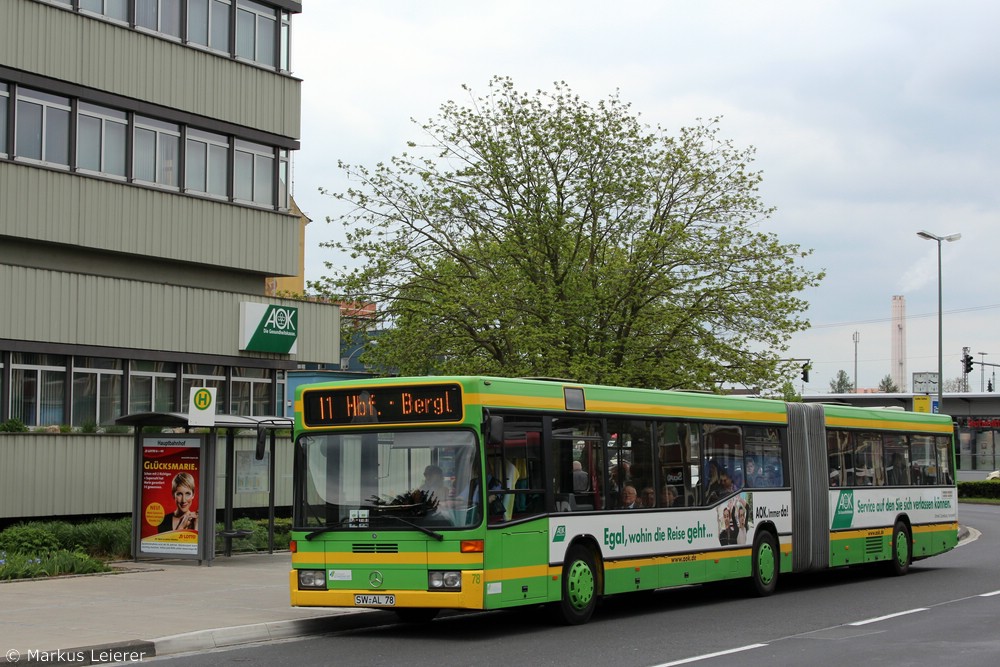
[652,643,768,666]
[979,590,1000,597]
[849,608,928,626]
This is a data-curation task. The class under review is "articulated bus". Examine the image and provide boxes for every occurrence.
[288,376,958,624]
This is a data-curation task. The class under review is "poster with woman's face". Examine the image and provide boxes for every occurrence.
[140,436,202,556]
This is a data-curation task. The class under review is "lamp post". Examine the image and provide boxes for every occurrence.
[917,230,961,413]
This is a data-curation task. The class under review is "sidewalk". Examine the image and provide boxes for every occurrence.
[0,551,375,664]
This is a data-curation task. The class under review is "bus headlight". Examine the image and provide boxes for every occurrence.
[298,569,327,590]
[428,571,462,590]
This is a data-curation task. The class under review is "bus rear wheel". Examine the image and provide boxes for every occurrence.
[750,531,778,597]
[888,521,911,576]
[558,545,598,625]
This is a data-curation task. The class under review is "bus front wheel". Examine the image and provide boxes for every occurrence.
[889,521,911,576]
[750,531,778,597]
[558,545,599,625]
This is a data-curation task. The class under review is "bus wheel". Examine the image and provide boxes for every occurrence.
[750,531,778,597]
[394,608,439,623]
[889,521,911,576]
[558,545,598,625]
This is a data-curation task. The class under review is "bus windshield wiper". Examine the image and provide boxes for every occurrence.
[378,514,444,541]
[304,517,353,541]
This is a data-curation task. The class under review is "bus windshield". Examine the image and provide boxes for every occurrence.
[295,429,481,531]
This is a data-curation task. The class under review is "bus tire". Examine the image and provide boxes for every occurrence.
[558,544,599,625]
[394,608,439,623]
[888,521,911,576]
[750,530,778,597]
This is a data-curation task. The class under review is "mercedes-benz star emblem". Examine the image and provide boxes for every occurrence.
[369,571,384,588]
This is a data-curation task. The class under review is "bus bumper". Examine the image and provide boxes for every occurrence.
[290,570,486,610]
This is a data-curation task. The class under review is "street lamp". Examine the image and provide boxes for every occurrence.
[917,230,961,413]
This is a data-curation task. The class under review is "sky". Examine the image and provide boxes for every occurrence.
[289,0,1000,394]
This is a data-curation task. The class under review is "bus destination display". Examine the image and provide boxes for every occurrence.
[302,384,463,426]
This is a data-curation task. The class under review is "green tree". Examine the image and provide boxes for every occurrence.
[314,77,823,390]
[830,370,854,393]
[878,374,900,392]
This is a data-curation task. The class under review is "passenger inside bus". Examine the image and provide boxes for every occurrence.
[621,485,641,509]
[744,457,763,487]
[572,460,589,492]
[419,465,447,501]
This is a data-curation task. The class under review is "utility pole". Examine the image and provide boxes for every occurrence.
[853,331,860,393]
[980,352,988,392]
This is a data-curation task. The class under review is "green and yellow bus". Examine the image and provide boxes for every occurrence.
[288,376,958,624]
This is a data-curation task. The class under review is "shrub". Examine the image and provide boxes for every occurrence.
[0,418,28,432]
[958,480,1000,500]
[68,518,132,559]
[0,525,61,555]
[0,549,110,581]
[26,521,77,551]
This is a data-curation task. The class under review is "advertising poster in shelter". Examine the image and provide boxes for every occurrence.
[139,435,203,556]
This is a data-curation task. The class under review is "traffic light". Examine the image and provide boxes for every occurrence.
[962,354,974,374]
[801,362,810,383]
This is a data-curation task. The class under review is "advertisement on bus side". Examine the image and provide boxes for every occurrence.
[549,491,793,561]
[829,487,956,530]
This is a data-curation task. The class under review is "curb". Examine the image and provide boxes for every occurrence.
[3,611,382,665]
[152,609,383,657]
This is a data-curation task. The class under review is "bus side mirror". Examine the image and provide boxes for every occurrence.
[255,428,267,460]
[486,415,504,446]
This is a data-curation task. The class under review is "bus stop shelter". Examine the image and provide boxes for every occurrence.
[115,412,292,564]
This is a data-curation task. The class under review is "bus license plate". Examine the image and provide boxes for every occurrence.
[354,594,395,606]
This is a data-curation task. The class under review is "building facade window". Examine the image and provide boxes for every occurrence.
[2,75,291,209]
[133,115,180,188]
[72,357,124,427]
[236,0,277,67]
[80,0,129,21]
[278,148,289,210]
[234,139,274,206]
[129,360,178,413]
[275,369,286,416]
[0,82,8,157]
[136,0,183,39]
[15,88,71,167]
[185,127,229,197]
[279,10,291,72]
[77,102,128,178]
[231,366,271,415]
[187,0,232,53]
[10,353,67,427]
[39,0,292,72]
